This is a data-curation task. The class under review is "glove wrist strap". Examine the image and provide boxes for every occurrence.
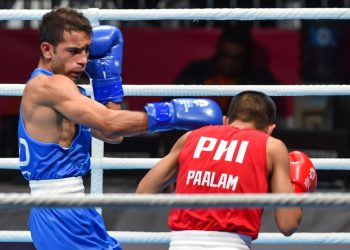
[92,78,124,104]
[145,102,173,132]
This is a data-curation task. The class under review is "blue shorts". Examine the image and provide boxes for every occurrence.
[29,207,121,250]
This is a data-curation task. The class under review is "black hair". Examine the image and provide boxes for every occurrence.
[227,90,276,130]
[217,23,253,49]
[39,7,92,47]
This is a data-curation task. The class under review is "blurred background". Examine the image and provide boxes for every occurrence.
[1,1,350,250]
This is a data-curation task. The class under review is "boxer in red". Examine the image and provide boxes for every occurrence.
[137,90,317,250]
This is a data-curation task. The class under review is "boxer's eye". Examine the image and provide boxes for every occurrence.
[67,48,83,55]
[67,46,91,55]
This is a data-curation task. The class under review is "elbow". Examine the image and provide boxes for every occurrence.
[276,208,302,237]
[278,216,300,236]
[99,120,124,143]
[279,225,298,237]
[115,137,124,144]
[106,136,124,144]
[92,128,124,144]
[102,134,124,144]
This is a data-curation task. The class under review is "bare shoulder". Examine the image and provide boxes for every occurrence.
[26,74,77,93]
[24,74,80,104]
[178,131,191,144]
[267,136,288,153]
[170,132,191,153]
[266,136,289,173]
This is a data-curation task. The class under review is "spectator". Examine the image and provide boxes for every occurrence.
[175,22,280,115]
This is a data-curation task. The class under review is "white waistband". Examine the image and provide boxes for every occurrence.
[29,176,84,195]
[170,230,252,250]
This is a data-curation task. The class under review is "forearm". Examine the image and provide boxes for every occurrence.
[100,109,148,137]
[137,177,176,193]
[136,177,164,193]
[136,184,160,193]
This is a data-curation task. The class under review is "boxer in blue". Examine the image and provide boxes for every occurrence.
[18,7,222,250]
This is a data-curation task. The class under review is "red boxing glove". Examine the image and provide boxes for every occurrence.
[289,151,317,193]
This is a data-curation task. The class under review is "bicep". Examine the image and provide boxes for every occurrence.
[39,76,113,131]
[268,138,294,194]
[54,88,109,130]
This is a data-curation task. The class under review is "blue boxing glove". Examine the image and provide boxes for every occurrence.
[86,25,124,104]
[145,98,223,132]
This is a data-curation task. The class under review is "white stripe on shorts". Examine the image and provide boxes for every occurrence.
[170,230,252,250]
[30,176,84,195]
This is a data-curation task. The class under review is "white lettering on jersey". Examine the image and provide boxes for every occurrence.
[193,136,249,163]
[19,138,30,167]
[213,140,237,161]
[186,170,239,191]
[236,141,249,164]
[193,136,217,159]
[209,172,217,187]
[21,170,31,177]
[217,173,227,188]
[186,171,196,185]
[226,174,239,190]
[202,171,211,186]
[193,171,202,185]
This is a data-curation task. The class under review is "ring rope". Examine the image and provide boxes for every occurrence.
[2,84,350,97]
[93,158,350,171]
[1,8,350,21]
[1,231,350,244]
[0,193,349,208]
[1,157,349,170]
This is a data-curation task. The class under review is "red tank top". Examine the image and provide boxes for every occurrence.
[168,125,269,239]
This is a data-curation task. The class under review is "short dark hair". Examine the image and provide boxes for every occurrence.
[217,23,253,50]
[227,91,276,130]
[39,7,92,47]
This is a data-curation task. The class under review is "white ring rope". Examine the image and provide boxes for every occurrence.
[94,158,350,171]
[0,231,350,245]
[1,157,349,170]
[124,84,350,97]
[3,84,350,97]
[1,8,350,21]
[0,193,349,208]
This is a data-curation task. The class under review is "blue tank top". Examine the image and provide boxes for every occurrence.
[18,68,91,180]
